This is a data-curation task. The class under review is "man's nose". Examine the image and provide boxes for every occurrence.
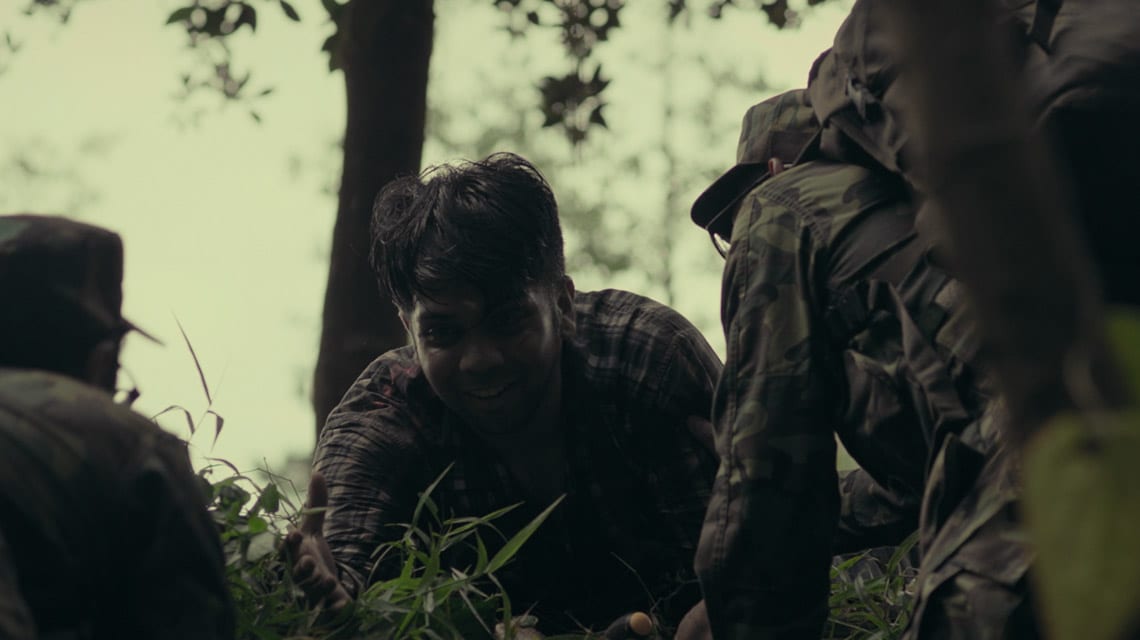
[459,333,506,373]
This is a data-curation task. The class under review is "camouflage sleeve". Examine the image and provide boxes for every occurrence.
[638,318,723,554]
[694,179,840,639]
[119,430,236,640]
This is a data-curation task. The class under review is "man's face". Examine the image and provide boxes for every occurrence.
[85,337,122,393]
[402,280,574,434]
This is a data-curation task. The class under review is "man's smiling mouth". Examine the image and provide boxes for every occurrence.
[463,381,516,400]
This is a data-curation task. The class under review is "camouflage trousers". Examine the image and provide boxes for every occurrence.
[904,410,1039,640]
[837,410,1039,639]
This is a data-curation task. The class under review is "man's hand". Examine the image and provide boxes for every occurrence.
[283,471,351,611]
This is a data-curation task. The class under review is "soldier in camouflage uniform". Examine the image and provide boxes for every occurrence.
[0,214,235,639]
[687,91,1035,639]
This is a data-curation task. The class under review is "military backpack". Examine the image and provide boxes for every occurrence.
[806,0,1140,302]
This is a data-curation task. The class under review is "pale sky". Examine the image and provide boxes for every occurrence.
[1,0,850,472]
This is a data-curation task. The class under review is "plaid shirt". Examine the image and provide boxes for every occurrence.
[315,288,722,631]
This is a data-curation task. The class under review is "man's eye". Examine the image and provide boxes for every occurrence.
[421,326,460,345]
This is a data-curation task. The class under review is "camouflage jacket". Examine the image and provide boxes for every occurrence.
[693,91,993,639]
[0,368,234,640]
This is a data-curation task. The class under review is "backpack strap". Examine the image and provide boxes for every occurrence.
[824,234,950,348]
[825,237,971,455]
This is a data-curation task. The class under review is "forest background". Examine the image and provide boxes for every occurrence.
[0,0,852,475]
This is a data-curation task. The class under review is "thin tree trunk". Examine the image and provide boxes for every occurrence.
[313,0,435,435]
[883,0,1127,438]
[660,17,678,308]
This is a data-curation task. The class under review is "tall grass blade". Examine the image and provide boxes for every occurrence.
[487,495,564,574]
[174,315,213,405]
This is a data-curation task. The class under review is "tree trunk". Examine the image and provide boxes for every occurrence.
[312,0,435,435]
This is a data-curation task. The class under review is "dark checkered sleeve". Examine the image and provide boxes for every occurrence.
[640,313,723,553]
[314,356,426,597]
[595,292,723,602]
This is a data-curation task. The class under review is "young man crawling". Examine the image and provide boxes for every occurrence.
[287,153,722,636]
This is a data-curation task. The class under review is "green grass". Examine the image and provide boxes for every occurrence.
[198,462,581,640]
[825,535,919,640]
[195,459,916,640]
[169,325,915,639]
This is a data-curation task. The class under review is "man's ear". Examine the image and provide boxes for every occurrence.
[557,276,576,339]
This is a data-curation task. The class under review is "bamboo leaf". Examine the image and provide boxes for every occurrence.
[206,408,225,445]
[165,6,194,24]
[1024,410,1140,640]
[279,0,300,21]
[475,534,489,574]
[174,316,212,405]
[487,495,564,574]
[412,463,453,527]
[1106,306,1140,398]
[257,482,281,514]
[151,404,195,436]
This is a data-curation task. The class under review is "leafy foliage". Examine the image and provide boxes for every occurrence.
[1022,307,1140,640]
[200,462,315,638]
[0,134,112,214]
[825,535,918,640]
[175,326,912,639]
[162,0,302,109]
[538,66,609,145]
[198,460,577,639]
[351,471,565,639]
[21,0,86,24]
[152,0,836,141]
[495,0,833,143]
[198,456,916,639]
[187,417,921,640]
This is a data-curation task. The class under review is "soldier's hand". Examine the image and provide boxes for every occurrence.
[283,471,351,612]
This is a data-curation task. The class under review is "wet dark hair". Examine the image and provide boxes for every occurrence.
[369,152,566,311]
